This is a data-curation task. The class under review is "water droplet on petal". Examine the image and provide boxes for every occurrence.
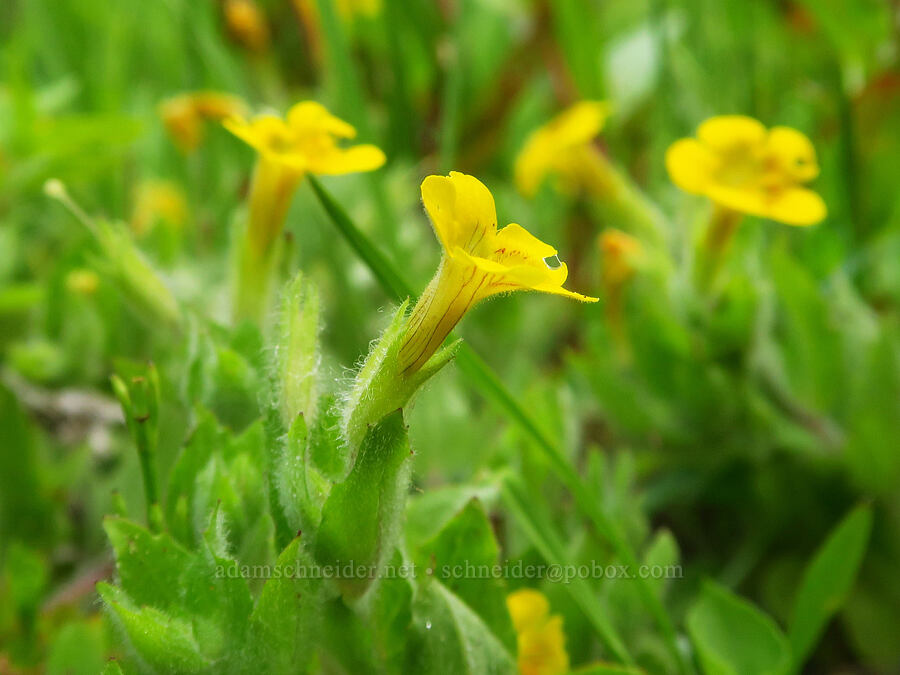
[543,254,562,270]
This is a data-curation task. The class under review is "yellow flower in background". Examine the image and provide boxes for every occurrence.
[599,228,643,288]
[226,101,384,323]
[224,101,385,176]
[507,589,570,675]
[224,0,270,52]
[666,115,826,226]
[160,92,247,153]
[515,101,611,198]
[224,101,385,259]
[399,172,597,374]
[131,180,189,237]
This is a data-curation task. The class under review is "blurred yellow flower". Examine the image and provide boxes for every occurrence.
[226,101,384,322]
[224,0,270,52]
[131,180,189,237]
[160,92,247,153]
[599,228,643,287]
[507,589,570,675]
[399,172,597,374]
[515,101,611,198]
[224,101,385,259]
[666,115,826,226]
[66,268,100,296]
[224,101,385,176]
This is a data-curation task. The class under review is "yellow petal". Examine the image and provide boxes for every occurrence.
[507,589,550,633]
[704,183,769,218]
[665,138,714,194]
[514,101,609,198]
[287,101,357,138]
[766,126,819,182]
[545,101,610,149]
[308,144,386,174]
[420,173,497,255]
[765,186,827,226]
[494,222,558,260]
[697,115,767,151]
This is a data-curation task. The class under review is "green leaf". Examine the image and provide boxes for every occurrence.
[411,580,517,675]
[98,583,209,673]
[406,482,501,549]
[103,516,253,661]
[100,661,125,675]
[687,580,790,675]
[315,410,412,598]
[248,537,322,673]
[414,499,516,653]
[274,413,329,535]
[365,548,415,672]
[788,504,872,670]
[46,621,106,675]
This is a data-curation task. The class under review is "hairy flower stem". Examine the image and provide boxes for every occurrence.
[232,159,301,325]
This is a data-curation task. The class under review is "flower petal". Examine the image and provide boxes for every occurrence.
[421,173,498,254]
[665,138,714,194]
[545,101,610,149]
[697,115,767,151]
[704,183,769,218]
[287,101,357,138]
[766,126,819,182]
[765,186,827,226]
[307,144,386,174]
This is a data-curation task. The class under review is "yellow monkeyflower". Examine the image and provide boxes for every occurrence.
[224,0,270,52]
[515,101,611,198]
[225,101,385,259]
[399,172,597,374]
[507,589,570,675]
[225,101,384,323]
[160,91,247,153]
[131,180,189,237]
[666,115,826,226]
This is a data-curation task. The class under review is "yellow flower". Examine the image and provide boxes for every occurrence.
[226,101,384,323]
[507,589,570,675]
[399,172,597,374]
[599,228,643,287]
[131,180,189,237]
[224,101,385,259]
[666,115,826,226]
[515,101,611,198]
[224,101,385,176]
[160,92,247,153]
[224,0,270,52]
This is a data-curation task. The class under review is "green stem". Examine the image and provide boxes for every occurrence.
[309,176,691,673]
[696,204,742,292]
